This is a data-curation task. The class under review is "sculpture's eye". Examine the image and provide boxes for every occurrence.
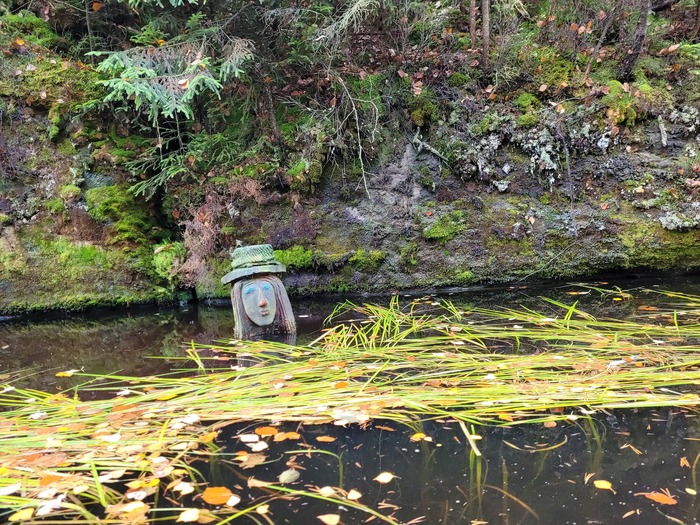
[262,283,271,291]
[244,287,255,295]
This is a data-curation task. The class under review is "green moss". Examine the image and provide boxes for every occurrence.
[152,241,185,287]
[617,216,700,269]
[530,47,574,88]
[516,112,539,128]
[601,80,638,125]
[0,214,11,226]
[447,72,470,88]
[57,138,77,156]
[274,245,314,270]
[409,95,438,127]
[84,185,157,245]
[515,93,540,111]
[472,111,512,136]
[344,73,386,117]
[60,184,81,202]
[288,158,322,193]
[422,211,465,244]
[399,241,418,270]
[349,249,386,273]
[45,197,66,214]
[47,105,61,140]
[0,12,60,49]
[453,269,476,285]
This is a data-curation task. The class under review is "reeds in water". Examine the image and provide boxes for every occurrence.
[2,291,700,523]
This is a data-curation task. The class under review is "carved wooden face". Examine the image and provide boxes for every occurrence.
[241,278,277,326]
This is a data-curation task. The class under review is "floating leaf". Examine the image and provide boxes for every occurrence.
[686,488,697,496]
[317,514,341,525]
[316,436,336,443]
[173,481,195,495]
[634,491,677,505]
[274,431,301,442]
[256,504,269,514]
[374,472,396,484]
[254,426,278,437]
[56,369,80,377]
[9,508,35,522]
[410,432,426,442]
[593,479,615,493]
[226,494,241,507]
[177,508,200,522]
[202,486,233,505]
[234,452,267,469]
[278,469,300,484]
[247,441,268,452]
[318,486,335,497]
[346,489,362,500]
[200,431,218,444]
[238,434,259,443]
[247,478,271,488]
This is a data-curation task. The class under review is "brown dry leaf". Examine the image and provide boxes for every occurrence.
[317,514,341,525]
[638,306,659,311]
[255,426,278,437]
[374,472,396,484]
[634,491,677,505]
[543,421,557,428]
[199,431,218,444]
[410,432,427,442]
[274,431,301,442]
[316,436,336,443]
[334,381,349,389]
[202,486,233,505]
[256,504,270,514]
[247,478,272,488]
[235,453,267,469]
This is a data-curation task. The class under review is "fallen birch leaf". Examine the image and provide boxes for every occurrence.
[202,486,233,505]
[374,472,396,484]
[317,514,341,525]
[594,479,616,494]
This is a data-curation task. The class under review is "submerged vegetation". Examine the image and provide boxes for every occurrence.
[3,289,700,522]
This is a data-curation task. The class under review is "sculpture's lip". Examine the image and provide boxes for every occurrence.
[259,308,271,316]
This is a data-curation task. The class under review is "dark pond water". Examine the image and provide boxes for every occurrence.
[2,273,700,524]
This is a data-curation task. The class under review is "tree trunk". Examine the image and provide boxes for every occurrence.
[619,0,650,80]
[470,0,477,48]
[584,4,618,81]
[481,0,490,68]
[692,0,700,38]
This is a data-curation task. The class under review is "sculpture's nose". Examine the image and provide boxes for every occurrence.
[259,295,268,307]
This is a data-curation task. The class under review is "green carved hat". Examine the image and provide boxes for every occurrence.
[221,244,286,285]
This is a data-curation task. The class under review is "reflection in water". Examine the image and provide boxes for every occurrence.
[213,411,700,525]
[2,273,700,524]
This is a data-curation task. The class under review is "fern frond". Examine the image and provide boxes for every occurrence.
[314,0,380,47]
